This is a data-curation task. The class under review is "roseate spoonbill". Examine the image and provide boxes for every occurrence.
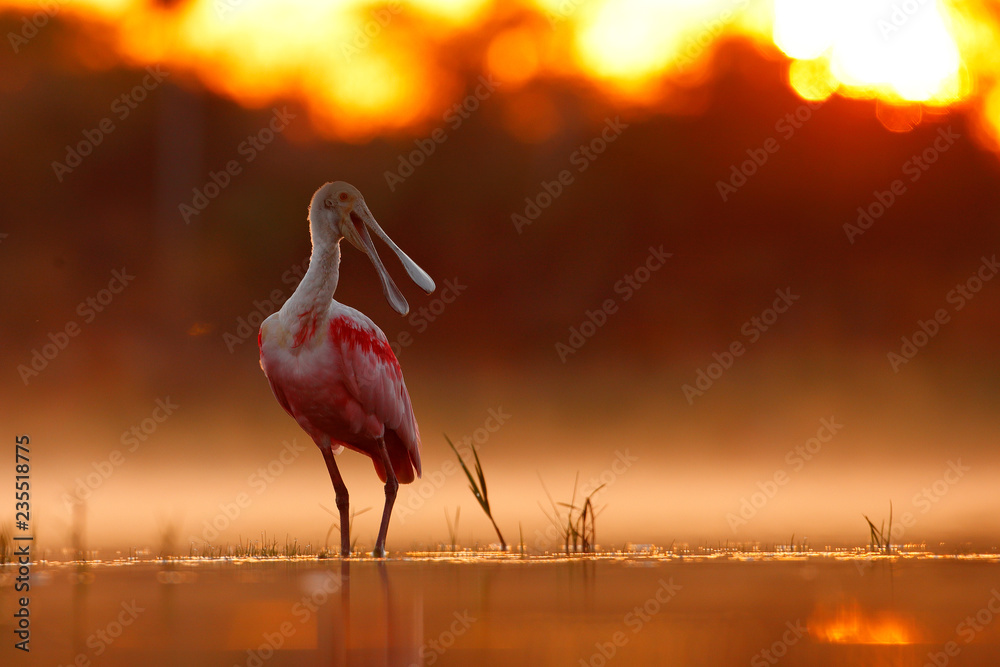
[258,181,435,557]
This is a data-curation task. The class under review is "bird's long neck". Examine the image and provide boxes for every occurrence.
[282,236,341,332]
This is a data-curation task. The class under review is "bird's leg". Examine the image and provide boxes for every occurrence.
[372,436,399,558]
[320,444,351,557]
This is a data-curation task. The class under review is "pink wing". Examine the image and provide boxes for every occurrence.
[329,314,422,482]
[259,326,295,417]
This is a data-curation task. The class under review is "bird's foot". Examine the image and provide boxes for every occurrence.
[372,545,386,559]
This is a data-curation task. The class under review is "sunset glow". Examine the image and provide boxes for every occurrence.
[810,602,921,645]
[6,0,1000,663]
[773,0,965,104]
[3,0,999,148]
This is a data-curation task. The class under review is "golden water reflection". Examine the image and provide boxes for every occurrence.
[5,553,1000,665]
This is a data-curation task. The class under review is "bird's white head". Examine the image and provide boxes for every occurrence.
[308,181,436,315]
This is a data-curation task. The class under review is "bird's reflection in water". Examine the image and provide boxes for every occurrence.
[71,562,92,658]
[317,559,422,666]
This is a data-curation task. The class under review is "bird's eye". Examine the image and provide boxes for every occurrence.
[338,192,349,202]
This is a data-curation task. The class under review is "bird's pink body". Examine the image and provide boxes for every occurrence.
[257,181,435,557]
[259,301,421,484]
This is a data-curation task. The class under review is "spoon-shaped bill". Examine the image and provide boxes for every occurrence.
[356,201,436,295]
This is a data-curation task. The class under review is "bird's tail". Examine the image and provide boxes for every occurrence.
[374,429,418,484]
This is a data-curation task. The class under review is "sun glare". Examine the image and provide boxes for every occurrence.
[774,0,965,104]
[574,0,749,88]
[2,0,998,147]
[810,602,921,645]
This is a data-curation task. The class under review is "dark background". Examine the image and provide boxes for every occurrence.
[1,2,998,555]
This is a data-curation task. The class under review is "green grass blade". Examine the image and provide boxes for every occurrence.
[471,440,490,508]
[446,434,487,510]
[446,433,505,549]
